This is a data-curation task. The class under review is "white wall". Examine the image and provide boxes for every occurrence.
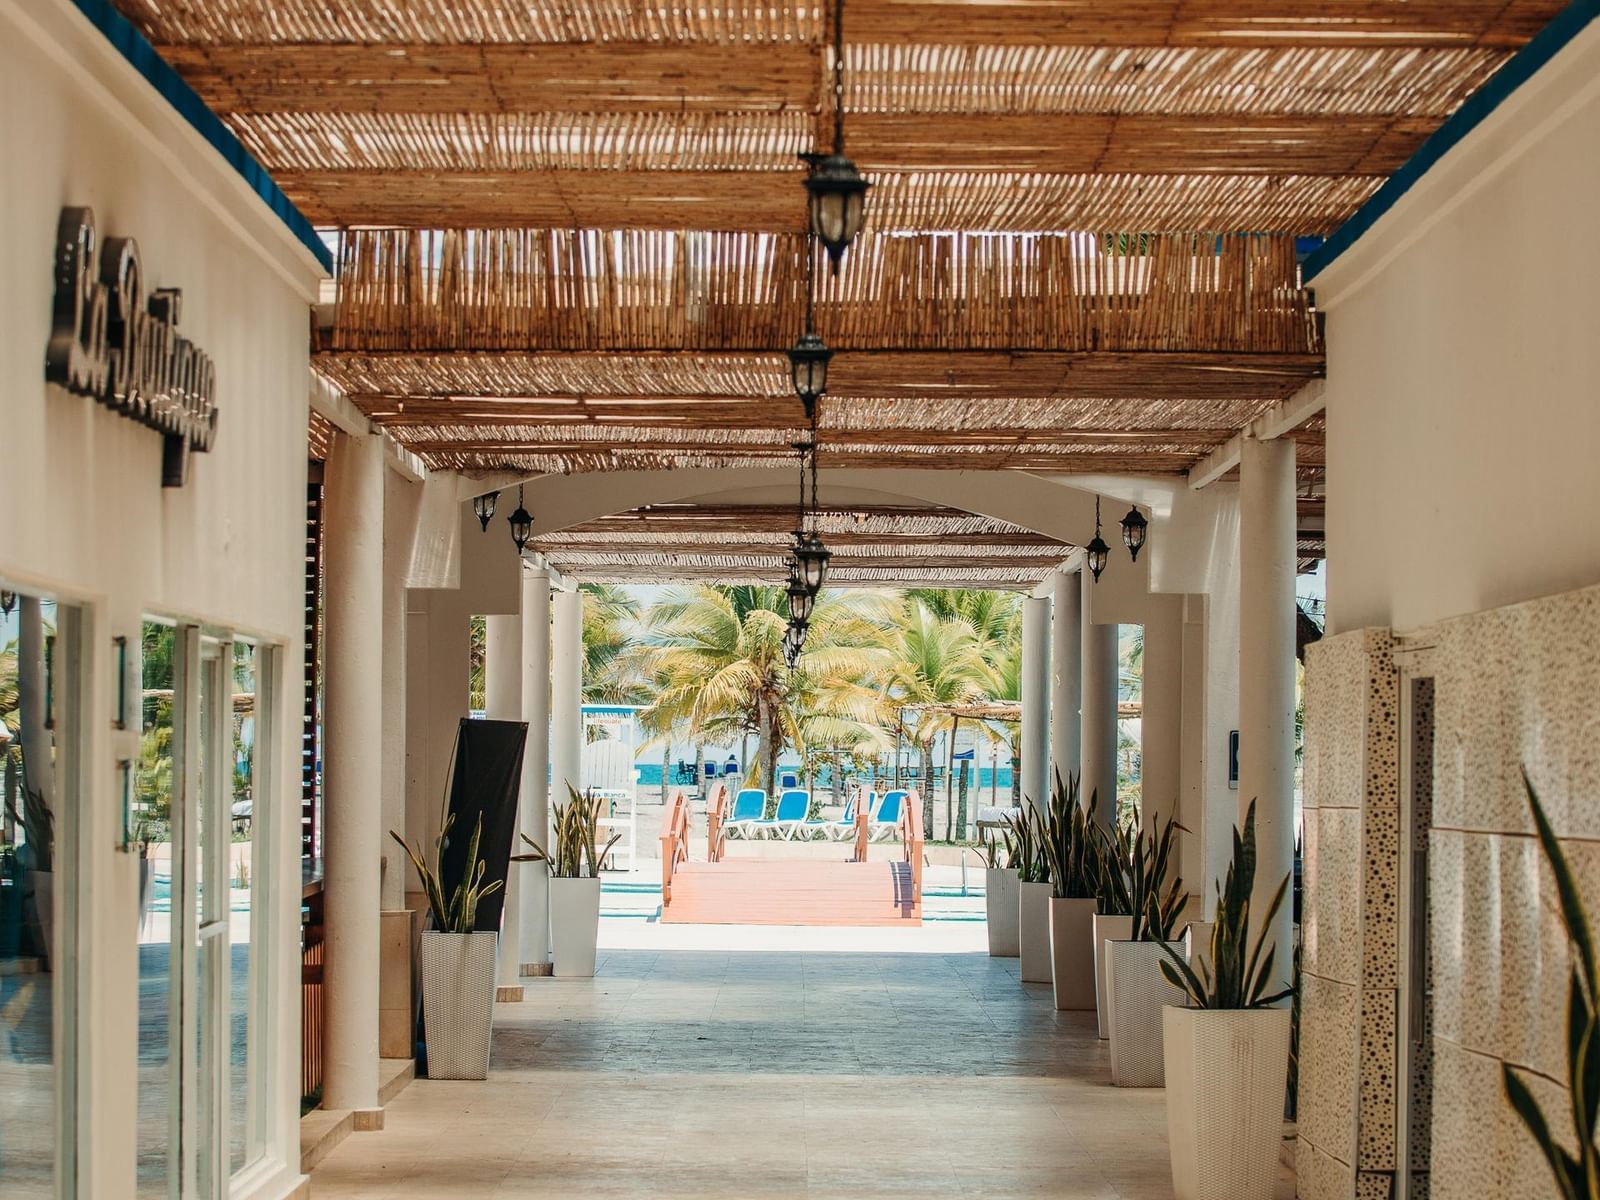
[0,2,324,1197]
[1315,17,1600,636]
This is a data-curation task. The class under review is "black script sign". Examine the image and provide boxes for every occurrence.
[45,207,218,487]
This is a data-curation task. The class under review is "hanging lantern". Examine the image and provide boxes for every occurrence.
[795,532,831,595]
[787,330,832,420]
[787,576,816,624]
[0,591,15,618]
[802,154,870,274]
[506,485,533,553]
[472,490,499,532]
[783,619,808,669]
[1086,496,1109,582]
[1120,504,1148,562]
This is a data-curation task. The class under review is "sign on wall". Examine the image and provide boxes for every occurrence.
[44,207,218,487]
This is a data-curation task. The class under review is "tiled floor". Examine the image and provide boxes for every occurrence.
[309,944,1295,1198]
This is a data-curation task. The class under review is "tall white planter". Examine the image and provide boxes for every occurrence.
[1048,897,1097,1010]
[418,930,497,1080]
[1164,1007,1291,1200]
[1106,939,1185,1086]
[1092,912,1132,1039]
[1017,882,1053,983]
[549,876,602,978]
[985,867,1019,957]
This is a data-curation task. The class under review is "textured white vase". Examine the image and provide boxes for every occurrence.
[1092,913,1133,1038]
[418,930,497,1080]
[1048,897,1097,1010]
[549,876,602,978]
[985,867,1020,957]
[1106,939,1186,1086]
[1017,881,1053,983]
[1163,1006,1291,1200]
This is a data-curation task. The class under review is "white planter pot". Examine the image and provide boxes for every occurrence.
[1048,897,1097,1010]
[1092,913,1133,1039]
[549,876,602,979]
[1106,938,1186,1087]
[1164,1006,1292,1200]
[418,930,497,1080]
[1017,881,1054,983]
[985,868,1020,957]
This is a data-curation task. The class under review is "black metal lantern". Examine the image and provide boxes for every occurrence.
[802,154,870,274]
[795,532,831,594]
[506,485,533,553]
[787,330,832,420]
[1085,496,1110,582]
[1120,504,1148,562]
[783,619,808,669]
[0,591,15,618]
[473,490,499,531]
[787,577,816,624]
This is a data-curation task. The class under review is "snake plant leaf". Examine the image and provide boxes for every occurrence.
[1505,1063,1585,1200]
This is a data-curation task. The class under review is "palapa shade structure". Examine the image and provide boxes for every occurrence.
[123,0,1565,581]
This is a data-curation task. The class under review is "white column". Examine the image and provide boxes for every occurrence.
[550,588,584,803]
[1050,568,1082,791]
[1080,568,1119,828]
[321,432,384,1118]
[379,473,419,911]
[1141,597,1184,834]
[485,614,522,995]
[1238,434,1298,993]
[520,567,552,973]
[1019,594,1052,814]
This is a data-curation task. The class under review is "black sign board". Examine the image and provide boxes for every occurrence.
[44,207,218,487]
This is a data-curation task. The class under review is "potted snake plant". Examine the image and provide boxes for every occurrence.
[1040,773,1102,1011]
[1091,816,1137,1039]
[980,823,1020,958]
[1158,801,1292,1200]
[514,786,620,979]
[1012,801,1054,984]
[390,812,503,1080]
[1103,809,1187,1086]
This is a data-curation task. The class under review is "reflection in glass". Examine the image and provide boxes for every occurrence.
[229,641,259,1174]
[136,621,175,1197]
[0,594,61,1198]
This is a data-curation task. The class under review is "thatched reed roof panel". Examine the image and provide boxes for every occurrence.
[120,0,1558,47]
[559,504,1060,539]
[328,229,1321,355]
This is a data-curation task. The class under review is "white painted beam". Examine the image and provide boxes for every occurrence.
[1188,379,1326,490]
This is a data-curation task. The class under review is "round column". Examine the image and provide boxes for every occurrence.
[1050,568,1082,790]
[1080,567,1119,829]
[1019,594,1052,814]
[321,431,385,1117]
[485,614,523,996]
[520,567,552,973]
[550,588,584,803]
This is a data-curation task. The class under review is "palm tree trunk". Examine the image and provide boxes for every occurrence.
[1010,725,1021,805]
[920,739,935,837]
[945,716,959,840]
[756,695,776,808]
[694,742,704,800]
[661,737,672,804]
[956,759,970,841]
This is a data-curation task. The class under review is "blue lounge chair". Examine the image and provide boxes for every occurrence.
[751,788,810,840]
[803,789,872,841]
[870,790,909,841]
[723,788,767,839]
[779,771,799,790]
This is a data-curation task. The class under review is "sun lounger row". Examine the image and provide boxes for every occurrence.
[722,788,910,841]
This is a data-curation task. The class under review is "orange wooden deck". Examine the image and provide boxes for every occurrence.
[660,859,922,927]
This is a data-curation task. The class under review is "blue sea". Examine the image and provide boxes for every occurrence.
[633,763,1014,790]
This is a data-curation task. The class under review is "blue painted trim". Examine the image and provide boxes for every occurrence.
[67,0,332,274]
[1305,0,1600,282]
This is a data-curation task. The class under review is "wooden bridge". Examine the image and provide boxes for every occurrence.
[657,784,924,927]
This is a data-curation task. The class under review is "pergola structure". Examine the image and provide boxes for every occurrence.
[116,0,1562,580]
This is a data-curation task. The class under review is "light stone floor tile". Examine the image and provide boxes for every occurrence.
[309,944,1296,1198]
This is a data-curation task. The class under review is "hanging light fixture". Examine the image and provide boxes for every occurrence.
[801,0,870,273]
[783,619,808,669]
[0,590,15,617]
[787,231,833,420]
[1085,496,1111,582]
[787,571,816,625]
[1120,503,1148,562]
[472,490,500,532]
[797,425,831,594]
[506,484,534,553]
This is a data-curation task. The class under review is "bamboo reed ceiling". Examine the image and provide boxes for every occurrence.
[532,503,1073,586]
[111,0,1553,489]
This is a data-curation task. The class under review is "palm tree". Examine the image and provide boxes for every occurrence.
[581,583,643,703]
[625,586,894,799]
[886,601,995,839]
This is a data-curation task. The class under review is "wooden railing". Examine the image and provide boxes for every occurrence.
[851,788,870,863]
[706,782,728,863]
[659,790,690,906]
[300,882,326,1105]
[900,789,925,904]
